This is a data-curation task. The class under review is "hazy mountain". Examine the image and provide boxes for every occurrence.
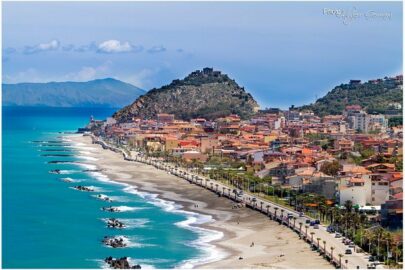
[113,68,260,121]
[2,78,145,108]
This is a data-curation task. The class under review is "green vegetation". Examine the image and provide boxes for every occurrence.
[113,68,259,121]
[320,160,340,176]
[139,144,403,266]
[299,79,402,116]
[389,116,403,127]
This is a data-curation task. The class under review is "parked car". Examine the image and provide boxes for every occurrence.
[368,256,376,262]
[287,213,293,219]
[345,249,353,254]
[314,224,319,229]
[305,219,311,224]
[299,212,304,217]
[314,219,320,224]
[310,221,315,226]
[335,233,342,238]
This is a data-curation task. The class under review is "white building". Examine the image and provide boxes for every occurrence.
[106,117,117,125]
[348,111,368,132]
[371,179,390,205]
[368,114,388,132]
[339,176,371,206]
[339,174,389,207]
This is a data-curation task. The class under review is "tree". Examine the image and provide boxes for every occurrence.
[388,116,403,127]
[320,160,340,176]
[344,200,353,212]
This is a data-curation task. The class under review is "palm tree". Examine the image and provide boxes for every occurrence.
[293,217,297,229]
[266,205,270,216]
[274,207,279,219]
[260,201,264,211]
[344,200,353,212]
[316,237,321,250]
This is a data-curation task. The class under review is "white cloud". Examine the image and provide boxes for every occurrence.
[97,40,141,53]
[3,62,113,83]
[147,45,166,54]
[121,68,156,88]
[3,68,43,83]
[24,39,60,54]
[63,61,112,81]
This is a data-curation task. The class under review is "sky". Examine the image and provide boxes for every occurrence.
[2,1,403,109]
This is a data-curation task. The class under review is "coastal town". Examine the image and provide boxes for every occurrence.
[83,75,403,269]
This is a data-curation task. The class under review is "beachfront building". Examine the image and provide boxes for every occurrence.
[339,176,372,207]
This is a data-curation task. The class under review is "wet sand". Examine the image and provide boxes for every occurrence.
[71,135,333,269]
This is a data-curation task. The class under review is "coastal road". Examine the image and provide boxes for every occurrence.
[93,137,372,269]
[163,165,371,269]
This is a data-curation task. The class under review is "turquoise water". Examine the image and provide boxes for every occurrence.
[2,107,214,269]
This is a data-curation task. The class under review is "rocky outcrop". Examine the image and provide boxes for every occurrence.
[104,257,141,269]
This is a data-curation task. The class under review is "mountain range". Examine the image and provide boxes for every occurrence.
[2,78,145,108]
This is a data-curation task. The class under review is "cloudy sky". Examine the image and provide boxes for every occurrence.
[2,1,403,108]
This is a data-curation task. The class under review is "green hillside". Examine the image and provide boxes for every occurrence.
[299,76,402,116]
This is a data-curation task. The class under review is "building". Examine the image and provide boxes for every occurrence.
[339,176,371,207]
[348,110,369,132]
[157,114,175,124]
[368,114,388,132]
[381,198,403,230]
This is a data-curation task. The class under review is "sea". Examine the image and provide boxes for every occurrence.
[2,107,224,269]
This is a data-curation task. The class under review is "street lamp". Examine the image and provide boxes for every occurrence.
[310,232,315,245]
[299,222,303,238]
[330,247,335,264]
[305,225,309,240]
[323,240,326,257]
[338,254,343,268]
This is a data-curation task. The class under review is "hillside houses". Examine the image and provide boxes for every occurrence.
[95,104,403,230]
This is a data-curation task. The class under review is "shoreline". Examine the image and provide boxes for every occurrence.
[68,134,333,269]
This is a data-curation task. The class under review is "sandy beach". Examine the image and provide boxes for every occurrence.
[70,135,333,269]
